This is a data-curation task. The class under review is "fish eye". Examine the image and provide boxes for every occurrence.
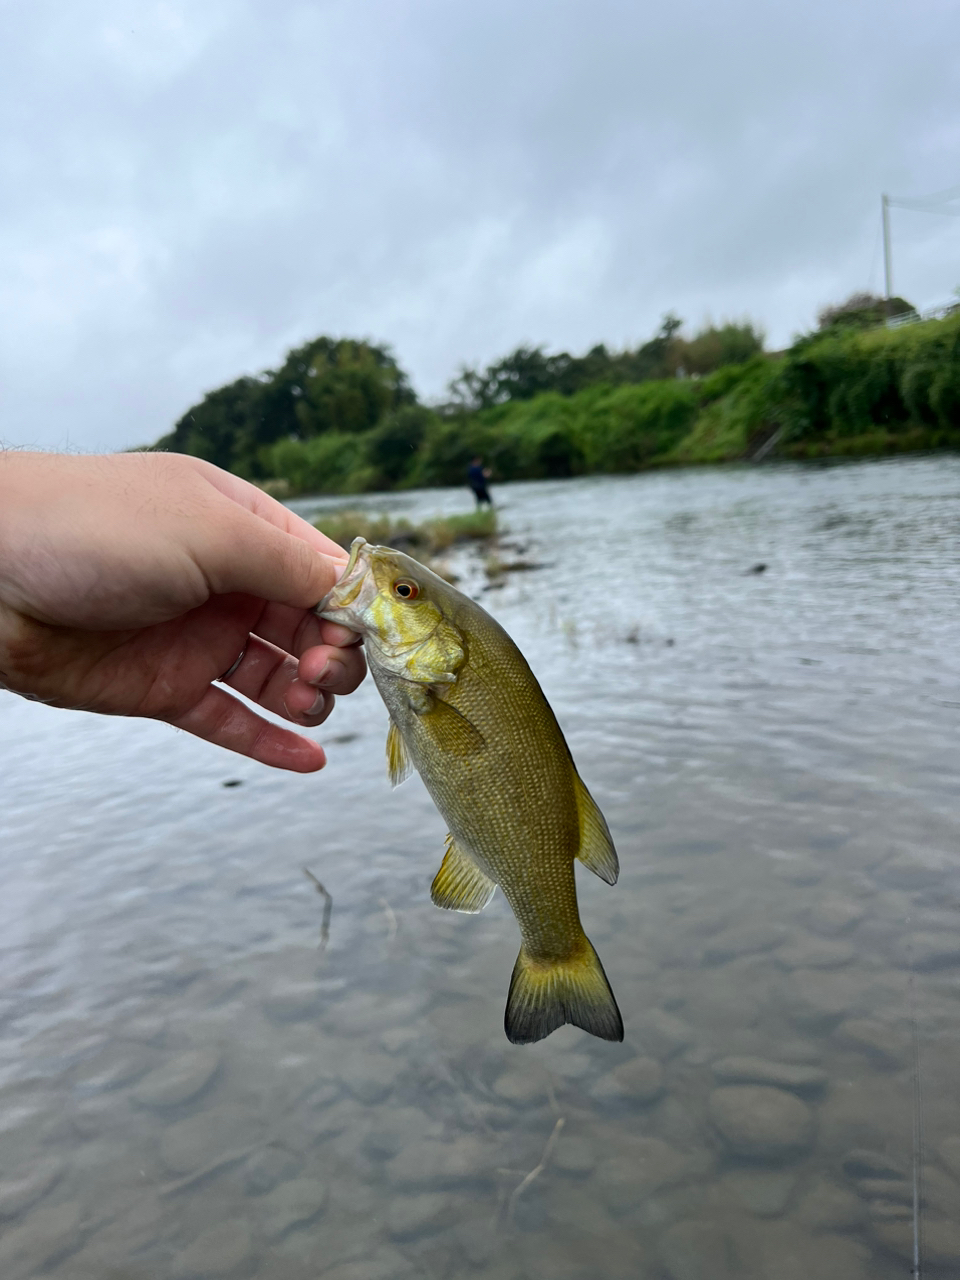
[392,578,420,600]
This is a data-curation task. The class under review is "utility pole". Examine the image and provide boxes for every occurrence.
[881,193,893,303]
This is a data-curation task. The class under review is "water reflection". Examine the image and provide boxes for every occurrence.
[2,458,960,1278]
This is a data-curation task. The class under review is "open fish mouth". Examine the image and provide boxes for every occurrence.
[316,537,372,615]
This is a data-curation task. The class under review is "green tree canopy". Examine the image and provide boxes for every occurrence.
[157,336,414,477]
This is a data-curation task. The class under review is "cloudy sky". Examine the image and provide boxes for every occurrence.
[2,0,959,453]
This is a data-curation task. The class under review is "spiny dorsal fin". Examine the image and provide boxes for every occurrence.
[386,720,413,787]
[431,835,497,913]
[573,773,619,884]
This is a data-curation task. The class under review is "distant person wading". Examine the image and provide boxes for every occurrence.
[467,457,493,508]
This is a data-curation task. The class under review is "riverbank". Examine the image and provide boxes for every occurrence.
[158,310,960,497]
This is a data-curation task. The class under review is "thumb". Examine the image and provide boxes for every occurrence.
[194,498,343,608]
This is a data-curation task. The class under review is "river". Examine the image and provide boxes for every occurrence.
[2,456,959,1278]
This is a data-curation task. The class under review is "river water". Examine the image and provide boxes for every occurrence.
[2,457,960,1279]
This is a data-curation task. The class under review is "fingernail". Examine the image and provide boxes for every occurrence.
[306,691,327,717]
[309,661,332,688]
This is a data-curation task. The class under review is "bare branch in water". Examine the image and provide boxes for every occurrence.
[378,896,398,944]
[503,1117,565,1223]
[303,868,332,950]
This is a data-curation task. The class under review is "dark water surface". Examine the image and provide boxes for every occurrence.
[2,458,960,1279]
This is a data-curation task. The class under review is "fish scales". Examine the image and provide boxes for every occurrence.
[317,538,622,1044]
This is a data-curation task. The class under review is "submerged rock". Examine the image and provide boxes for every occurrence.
[659,1219,738,1280]
[0,1199,84,1272]
[896,931,960,971]
[744,1221,872,1280]
[702,923,788,965]
[784,969,866,1030]
[386,1192,449,1240]
[711,1056,826,1095]
[320,1247,417,1280]
[717,1169,796,1217]
[833,1018,907,1068]
[633,1008,695,1059]
[775,936,854,970]
[341,1052,398,1105]
[841,1148,906,1181]
[362,1107,437,1161]
[386,1136,494,1189]
[874,1216,960,1267]
[591,1055,664,1105]
[173,1220,253,1278]
[0,1155,64,1219]
[794,1178,865,1232]
[553,1134,596,1176]
[263,980,324,1023]
[132,1048,221,1110]
[73,1045,154,1093]
[243,1144,303,1195]
[158,1106,258,1177]
[808,895,865,935]
[595,1138,688,1214]
[940,1135,960,1179]
[709,1086,814,1160]
[261,1177,328,1239]
[492,1064,549,1106]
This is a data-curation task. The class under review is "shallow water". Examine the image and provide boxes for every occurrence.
[3,457,960,1279]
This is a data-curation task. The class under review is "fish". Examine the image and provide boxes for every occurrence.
[316,538,622,1045]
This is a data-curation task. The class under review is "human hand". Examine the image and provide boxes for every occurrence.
[0,451,366,771]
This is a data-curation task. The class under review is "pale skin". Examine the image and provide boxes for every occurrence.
[0,450,367,771]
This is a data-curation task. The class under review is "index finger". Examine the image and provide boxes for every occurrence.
[187,457,349,562]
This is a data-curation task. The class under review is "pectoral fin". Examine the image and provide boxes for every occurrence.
[422,697,485,757]
[431,835,497,913]
[574,774,619,885]
[386,720,413,786]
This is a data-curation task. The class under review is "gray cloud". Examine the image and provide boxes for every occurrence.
[1,0,958,451]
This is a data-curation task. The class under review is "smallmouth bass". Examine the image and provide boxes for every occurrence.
[316,538,622,1045]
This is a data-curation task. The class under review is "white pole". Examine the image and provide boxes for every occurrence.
[882,193,893,302]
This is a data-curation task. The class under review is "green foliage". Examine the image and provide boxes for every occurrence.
[267,433,366,495]
[670,359,782,463]
[152,311,960,495]
[681,323,766,375]
[157,337,413,478]
[572,381,698,471]
[444,316,763,410]
[153,377,265,475]
[780,313,960,450]
[817,292,917,331]
[362,405,434,487]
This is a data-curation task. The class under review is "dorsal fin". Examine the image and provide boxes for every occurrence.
[573,774,619,884]
[431,835,497,913]
[386,720,413,786]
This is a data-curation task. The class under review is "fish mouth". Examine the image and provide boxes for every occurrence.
[315,537,371,617]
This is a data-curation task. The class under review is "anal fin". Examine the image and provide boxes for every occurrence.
[431,835,496,913]
[386,720,413,786]
[574,773,619,884]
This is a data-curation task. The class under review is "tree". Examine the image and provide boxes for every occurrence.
[817,292,916,330]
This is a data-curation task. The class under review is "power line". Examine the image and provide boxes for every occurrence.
[882,183,960,299]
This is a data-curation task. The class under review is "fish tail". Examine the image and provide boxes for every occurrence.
[504,937,623,1045]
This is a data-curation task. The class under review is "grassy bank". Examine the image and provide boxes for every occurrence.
[155,311,960,494]
[315,508,496,554]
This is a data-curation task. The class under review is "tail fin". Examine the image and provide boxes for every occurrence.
[504,938,623,1045]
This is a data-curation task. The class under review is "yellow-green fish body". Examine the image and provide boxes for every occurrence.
[317,538,622,1044]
